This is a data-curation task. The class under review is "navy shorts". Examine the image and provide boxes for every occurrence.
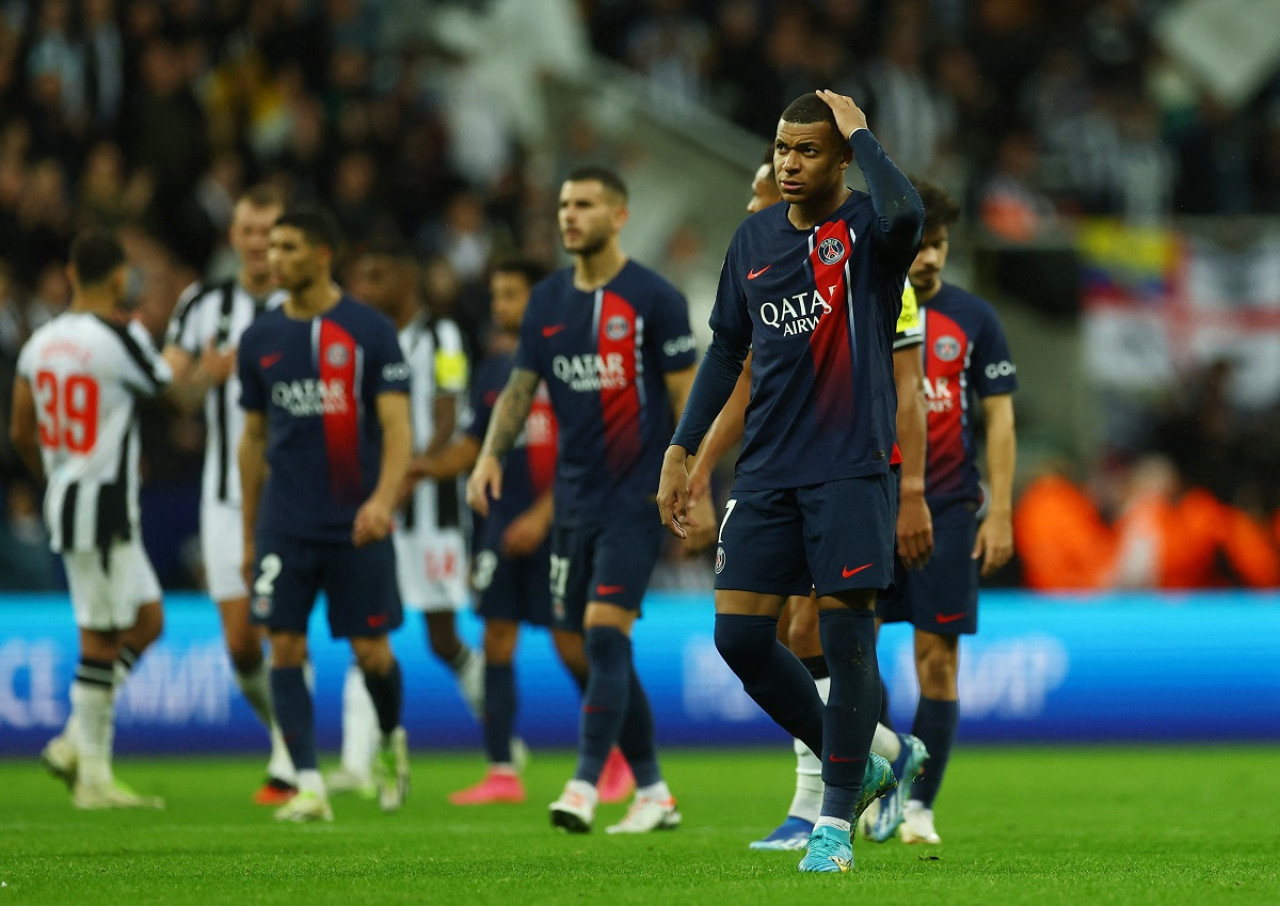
[877,511,979,635]
[549,515,664,633]
[714,474,897,598]
[472,537,553,627]
[250,532,403,639]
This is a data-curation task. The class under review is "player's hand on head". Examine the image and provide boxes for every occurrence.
[657,446,691,540]
[681,492,717,556]
[200,340,237,385]
[816,89,868,139]
[465,455,503,518]
[352,498,394,547]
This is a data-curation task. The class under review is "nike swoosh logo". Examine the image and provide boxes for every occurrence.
[937,612,967,624]
[595,584,626,596]
[831,856,851,872]
[542,324,566,337]
[259,352,284,369]
[842,563,873,578]
[366,613,389,628]
[828,754,859,763]
[747,265,771,280]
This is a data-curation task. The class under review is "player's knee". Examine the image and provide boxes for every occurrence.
[714,613,777,676]
[482,621,519,663]
[915,646,958,696]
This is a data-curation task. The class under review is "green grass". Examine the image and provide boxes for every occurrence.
[1,746,1275,905]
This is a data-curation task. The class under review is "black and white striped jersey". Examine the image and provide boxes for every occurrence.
[399,311,468,532]
[166,280,285,507]
[16,312,172,554]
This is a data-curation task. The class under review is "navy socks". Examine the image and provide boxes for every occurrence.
[911,696,958,807]
[817,607,880,822]
[714,613,824,756]
[362,659,403,736]
[483,662,517,764]
[270,666,317,771]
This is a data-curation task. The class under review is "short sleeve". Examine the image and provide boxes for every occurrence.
[16,335,36,381]
[117,320,172,398]
[893,279,923,350]
[707,238,753,354]
[513,284,546,377]
[648,280,698,372]
[970,304,1017,397]
[433,318,469,394]
[370,317,411,396]
[237,325,265,411]
[166,282,205,354]
[464,359,501,443]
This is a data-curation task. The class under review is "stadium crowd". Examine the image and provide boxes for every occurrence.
[1,0,1280,592]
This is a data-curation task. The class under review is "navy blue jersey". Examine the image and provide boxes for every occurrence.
[238,295,410,542]
[920,283,1016,515]
[709,191,912,491]
[515,261,696,522]
[465,351,557,536]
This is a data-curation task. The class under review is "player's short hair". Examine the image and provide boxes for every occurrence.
[237,183,285,211]
[564,166,628,203]
[780,92,841,137]
[491,256,549,288]
[69,230,127,287]
[911,177,962,233]
[274,206,343,256]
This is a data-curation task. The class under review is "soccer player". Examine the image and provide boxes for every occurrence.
[467,167,701,834]
[162,185,298,805]
[324,239,484,797]
[861,178,1018,846]
[658,90,924,872]
[237,207,413,822]
[407,258,556,804]
[10,230,172,809]
[686,151,932,852]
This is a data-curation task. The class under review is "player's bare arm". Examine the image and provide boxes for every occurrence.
[8,375,43,482]
[354,390,411,547]
[501,489,554,558]
[974,393,1016,576]
[893,345,933,569]
[238,408,269,588]
[466,366,539,517]
[162,341,237,413]
[419,434,480,481]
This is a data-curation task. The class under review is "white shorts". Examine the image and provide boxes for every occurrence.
[201,500,247,602]
[393,526,467,613]
[63,539,163,631]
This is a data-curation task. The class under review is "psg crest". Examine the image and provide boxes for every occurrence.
[326,343,349,367]
[715,546,726,574]
[605,315,630,341]
[934,335,961,362]
[251,594,272,619]
[817,236,847,265]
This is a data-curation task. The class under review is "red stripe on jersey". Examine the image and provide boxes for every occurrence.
[526,387,559,496]
[317,318,363,506]
[808,221,855,426]
[596,291,643,475]
[923,308,969,493]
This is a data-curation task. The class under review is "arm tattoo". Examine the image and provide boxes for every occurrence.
[482,367,540,460]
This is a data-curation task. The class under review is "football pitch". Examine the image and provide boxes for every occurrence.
[1,745,1274,905]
